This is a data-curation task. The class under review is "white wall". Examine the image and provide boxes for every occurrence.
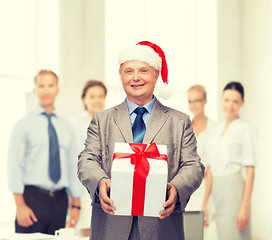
[56,0,106,119]
[217,0,242,119]
[0,0,36,77]
[241,0,272,239]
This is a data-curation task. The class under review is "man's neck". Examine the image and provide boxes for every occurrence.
[128,96,153,106]
[40,104,55,114]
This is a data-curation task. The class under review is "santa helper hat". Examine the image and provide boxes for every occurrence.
[118,41,168,84]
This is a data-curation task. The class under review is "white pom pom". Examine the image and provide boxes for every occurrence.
[158,84,172,100]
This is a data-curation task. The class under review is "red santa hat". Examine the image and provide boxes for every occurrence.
[118,41,168,84]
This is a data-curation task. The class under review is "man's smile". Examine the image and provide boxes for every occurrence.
[131,83,145,88]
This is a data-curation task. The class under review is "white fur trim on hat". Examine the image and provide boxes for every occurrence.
[118,45,162,70]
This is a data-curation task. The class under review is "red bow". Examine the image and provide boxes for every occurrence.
[113,143,167,216]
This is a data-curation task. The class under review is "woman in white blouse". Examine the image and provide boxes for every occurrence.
[186,85,214,210]
[203,82,255,240]
[70,80,107,229]
[186,85,217,240]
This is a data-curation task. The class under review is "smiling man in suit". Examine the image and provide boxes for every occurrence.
[78,41,204,240]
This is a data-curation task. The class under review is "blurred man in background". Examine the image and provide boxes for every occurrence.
[7,69,82,235]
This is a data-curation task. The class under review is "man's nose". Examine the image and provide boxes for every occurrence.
[133,72,140,81]
[44,87,50,94]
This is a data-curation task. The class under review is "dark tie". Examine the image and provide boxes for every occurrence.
[44,113,61,183]
[132,107,147,143]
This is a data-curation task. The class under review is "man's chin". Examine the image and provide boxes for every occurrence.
[40,101,54,107]
[129,92,145,99]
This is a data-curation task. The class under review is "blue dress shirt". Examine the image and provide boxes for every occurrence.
[7,105,82,197]
[126,96,155,128]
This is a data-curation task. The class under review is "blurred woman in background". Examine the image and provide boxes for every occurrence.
[187,85,214,180]
[203,82,255,240]
[186,85,217,239]
[70,80,107,229]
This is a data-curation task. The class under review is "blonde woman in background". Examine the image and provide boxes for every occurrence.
[70,80,107,229]
[203,82,255,240]
[186,85,214,208]
[186,84,217,239]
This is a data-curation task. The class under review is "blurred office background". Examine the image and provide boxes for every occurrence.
[0,0,271,239]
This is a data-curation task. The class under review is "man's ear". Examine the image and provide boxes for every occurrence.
[155,70,160,81]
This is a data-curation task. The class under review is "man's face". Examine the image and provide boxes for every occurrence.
[120,60,159,106]
[34,73,59,108]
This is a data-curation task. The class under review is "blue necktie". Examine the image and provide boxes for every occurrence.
[44,113,61,183]
[132,107,147,143]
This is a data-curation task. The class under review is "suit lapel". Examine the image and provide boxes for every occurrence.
[143,99,169,144]
[113,101,134,143]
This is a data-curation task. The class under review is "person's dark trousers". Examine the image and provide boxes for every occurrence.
[15,185,68,235]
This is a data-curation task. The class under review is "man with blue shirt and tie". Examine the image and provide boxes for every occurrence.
[7,70,82,235]
[78,41,205,240]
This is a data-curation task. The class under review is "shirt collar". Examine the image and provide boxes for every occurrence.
[126,96,156,115]
[34,104,58,117]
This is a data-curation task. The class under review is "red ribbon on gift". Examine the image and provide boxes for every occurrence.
[112,143,167,216]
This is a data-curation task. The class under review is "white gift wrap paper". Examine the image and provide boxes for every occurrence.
[110,142,168,217]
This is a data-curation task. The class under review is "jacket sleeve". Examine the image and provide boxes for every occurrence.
[170,115,205,211]
[77,113,108,199]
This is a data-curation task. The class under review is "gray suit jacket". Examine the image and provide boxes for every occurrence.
[78,99,204,240]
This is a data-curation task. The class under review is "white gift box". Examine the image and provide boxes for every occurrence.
[110,142,168,217]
